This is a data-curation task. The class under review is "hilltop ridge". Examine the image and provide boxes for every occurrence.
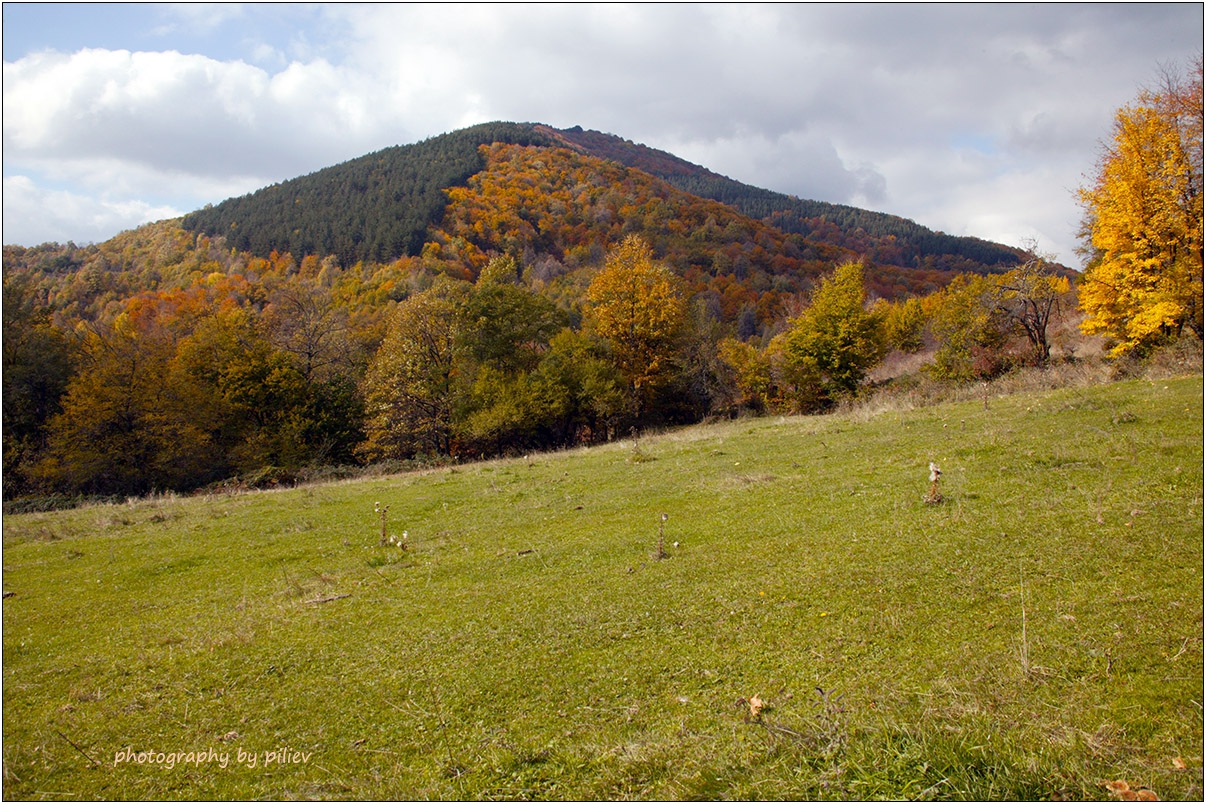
[181,121,1033,298]
[541,124,1026,272]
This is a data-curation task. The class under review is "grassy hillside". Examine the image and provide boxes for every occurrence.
[3,377,1201,800]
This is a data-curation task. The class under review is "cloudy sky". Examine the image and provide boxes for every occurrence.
[3,3,1201,266]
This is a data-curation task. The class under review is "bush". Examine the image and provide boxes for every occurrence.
[1112,333,1204,380]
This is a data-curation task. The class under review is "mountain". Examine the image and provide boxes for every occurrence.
[426,139,856,323]
[183,122,558,266]
[542,125,1026,273]
[182,122,1032,300]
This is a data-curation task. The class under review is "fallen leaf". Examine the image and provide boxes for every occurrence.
[1104,781,1156,802]
[749,694,764,719]
[1172,757,1187,770]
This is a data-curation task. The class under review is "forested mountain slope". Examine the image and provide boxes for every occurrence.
[427,141,852,327]
[182,122,558,266]
[180,121,1035,296]
[543,125,1030,277]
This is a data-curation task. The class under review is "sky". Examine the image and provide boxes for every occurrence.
[3,3,1202,267]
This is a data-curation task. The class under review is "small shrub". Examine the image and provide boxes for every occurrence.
[629,432,657,463]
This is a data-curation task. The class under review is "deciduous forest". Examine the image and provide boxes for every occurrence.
[4,64,1200,504]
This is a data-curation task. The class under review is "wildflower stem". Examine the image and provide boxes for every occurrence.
[1019,558,1030,677]
[379,504,391,546]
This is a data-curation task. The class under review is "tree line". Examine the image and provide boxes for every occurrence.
[4,229,1076,501]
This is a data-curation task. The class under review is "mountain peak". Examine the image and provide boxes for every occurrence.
[181,121,1030,296]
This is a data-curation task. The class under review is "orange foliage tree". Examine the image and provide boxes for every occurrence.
[587,236,687,414]
[39,288,227,494]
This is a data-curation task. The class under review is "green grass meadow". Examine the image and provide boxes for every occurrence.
[3,376,1202,800]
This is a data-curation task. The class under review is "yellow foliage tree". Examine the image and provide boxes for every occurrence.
[717,337,773,413]
[39,293,223,494]
[587,236,686,412]
[1077,59,1204,356]
[783,261,886,409]
[358,277,470,460]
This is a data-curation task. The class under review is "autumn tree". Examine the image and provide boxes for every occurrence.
[38,292,225,495]
[878,296,927,354]
[782,261,886,409]
[2,275,76,495]
[993,248,1072,363]
[587,235,687,414]
[1077,58,1204,356]
[717,337,774,413]
[924,273,1014,382]
[475,253,522,287]
[359,277,470,460]
[260,276,354,381]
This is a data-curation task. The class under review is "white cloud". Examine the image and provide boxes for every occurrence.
[14,155,265,208]
[666,129,889,208]
[152,3,247,37]
[3,48,390,180]
[3,175,181,246]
